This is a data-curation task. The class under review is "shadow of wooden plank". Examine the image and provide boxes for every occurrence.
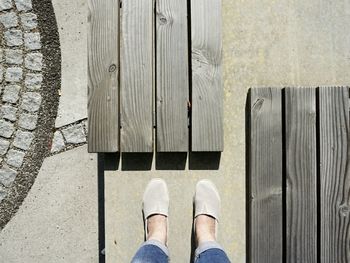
[103,153,120,171]
[156,153,187,170]
[189,152,221,170]
[121,153,153,171]
[97,153,105,263]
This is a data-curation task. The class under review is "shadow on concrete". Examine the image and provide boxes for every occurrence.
[122,153,153,171]
[98,153,106,263]
[189,152,221,170]
[190,202,196,262]
[156,152,188,170]
[102,152,222,171]
[104,153,120,171]
[98,150,221,261]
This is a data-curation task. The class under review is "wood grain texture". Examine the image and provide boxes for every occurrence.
[285,88,317,263]
[191,0,223,152]
[88,0,119,152]
[248,88,283,262]
[156,0,189,152]
[319,87,350,263]
[120,0,153,152]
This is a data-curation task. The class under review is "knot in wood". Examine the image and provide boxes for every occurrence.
[109,64,117,72]
[339,205,349,216]
[252,98,264,113]
[158,14,168,25]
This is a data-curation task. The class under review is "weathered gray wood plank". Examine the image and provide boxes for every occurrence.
[320,87,350,263]
[156,0,189,152]
[120,0,153,152]
[88,0,119,153]
[191,0,223,152]
[285,87,317,262]
[248,88,283,263]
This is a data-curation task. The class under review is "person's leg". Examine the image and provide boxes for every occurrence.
[194,241,230,263]
[130,179,169,263]
[193,215,230,263]
[193,180,231,263]
[131,239,169,263]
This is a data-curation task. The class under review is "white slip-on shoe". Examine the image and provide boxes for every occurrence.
[194,179,221,239]
[142,178,169,244]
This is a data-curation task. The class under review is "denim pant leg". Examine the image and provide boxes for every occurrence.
[194,241,231,263]
[131,240,169,263]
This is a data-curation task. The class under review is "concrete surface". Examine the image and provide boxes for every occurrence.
[0,146,98,263]
[106,0,350,262]
[1,0,349,262]
[106,168,244,263]
[52,0,87,128]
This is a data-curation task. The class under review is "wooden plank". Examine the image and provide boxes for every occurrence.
[120,0,153,152]
[248,88,283,263]
[319,87,350,263]
[191,0,223,152]
[156,0,189,152]
[88,0,119,152]
[285,88,317,262]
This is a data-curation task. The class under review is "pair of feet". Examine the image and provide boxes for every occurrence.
[143,179,220,246]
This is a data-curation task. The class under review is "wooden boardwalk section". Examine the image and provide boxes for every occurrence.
[247,87,350,262]
[88,0,223,153]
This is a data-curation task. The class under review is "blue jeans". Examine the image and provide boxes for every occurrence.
[131,240,231,263]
